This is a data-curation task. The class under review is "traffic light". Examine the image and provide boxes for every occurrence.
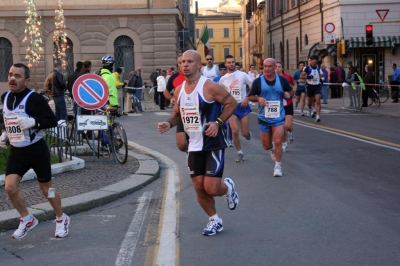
[366,25,373,45]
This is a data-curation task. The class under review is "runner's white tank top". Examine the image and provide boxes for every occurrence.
[2,91,45,147]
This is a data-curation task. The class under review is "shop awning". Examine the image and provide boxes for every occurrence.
[348,36,395,48]
[300,42,337,62]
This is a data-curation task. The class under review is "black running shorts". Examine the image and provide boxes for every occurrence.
[284,104,294,116]
[6,138,52,183]
[187,149,225,178]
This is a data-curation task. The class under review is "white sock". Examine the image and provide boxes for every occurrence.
[272,142,275,150]
[275,161,282,168]
[283,142,287,146]
[237,150,243,154]
[210,214,220,221]
[56,213,66,220]
[22,214,32,222]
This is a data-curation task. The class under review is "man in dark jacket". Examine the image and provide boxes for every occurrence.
[44,63,67,121]
[67,61,83,99]
[362,65,375,107]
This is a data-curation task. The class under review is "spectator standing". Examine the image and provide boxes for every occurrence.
[390,63,400,103]
[321,64,329,104]
[67,61,83,99]
[150,68,160,105]
[156,70,167,110]
[44,62,68,121]
[329,66,339,99]
[362,65,375,107]
[334,62,345,97]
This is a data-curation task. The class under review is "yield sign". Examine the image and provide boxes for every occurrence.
[72,74,109,110]
[376,9,389,22]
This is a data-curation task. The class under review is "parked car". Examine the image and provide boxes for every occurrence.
[90,119,106,126]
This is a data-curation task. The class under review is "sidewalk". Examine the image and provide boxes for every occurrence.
[0,142,160,231]
[320,97,400,117]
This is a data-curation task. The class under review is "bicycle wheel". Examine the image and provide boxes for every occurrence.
[378,87,389,103]
[111,122,128,164]
[369,91,380,107]
[85,130,111,157]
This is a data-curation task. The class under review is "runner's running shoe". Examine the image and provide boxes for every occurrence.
[245,132,252,140]
[270,149,276,161]
[235,153,244,162]
[316,115,321,122]
[203,218,223,236]
[288,131,294,143]
[55,214,70,238]
[282,142,288,153]
[224,177,239,210]
[301,110,305,116]
[273,166,282,177]
[12,216,38,239]
[311,110,316,118]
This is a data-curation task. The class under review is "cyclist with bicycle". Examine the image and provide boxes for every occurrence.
[99,55,119,109]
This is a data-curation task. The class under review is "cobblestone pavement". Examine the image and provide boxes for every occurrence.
[0,155,139,212]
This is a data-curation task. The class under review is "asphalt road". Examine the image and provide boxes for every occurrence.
[1,107,399,266]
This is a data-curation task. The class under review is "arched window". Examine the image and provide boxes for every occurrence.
[286,39,289,69]
[114,35,134,81]
[53,37,74,76]
[296,37,299,64]
[280,42,284,64]
[0,37,13,82]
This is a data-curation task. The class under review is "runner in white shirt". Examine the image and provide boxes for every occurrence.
[219,55,254,162]
[202,55,219,79]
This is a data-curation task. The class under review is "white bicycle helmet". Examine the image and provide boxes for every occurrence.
[101,55,114,67]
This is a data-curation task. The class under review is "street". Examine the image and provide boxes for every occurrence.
[1,103,400,266]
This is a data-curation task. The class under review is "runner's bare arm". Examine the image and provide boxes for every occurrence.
[208,82,236,122]
[158,85,182,134]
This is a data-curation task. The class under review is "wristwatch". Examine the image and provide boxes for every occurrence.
[215,119,223,127]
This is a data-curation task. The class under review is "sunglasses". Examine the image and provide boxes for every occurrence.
[206,58,213,61]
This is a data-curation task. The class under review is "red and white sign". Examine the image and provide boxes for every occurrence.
[72,74,109,110]
[324,23,335,33]
[376,9,389,22]
[325,33,336,44]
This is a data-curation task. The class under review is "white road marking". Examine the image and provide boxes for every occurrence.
[115,191,153,266]
[153,112,172,116]
[127,141,179,266]
[294,122,400,152]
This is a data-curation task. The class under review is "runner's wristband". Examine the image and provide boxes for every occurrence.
[215,119,223,127]
[167,121,173,128]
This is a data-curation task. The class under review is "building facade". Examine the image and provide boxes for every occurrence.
[242,0,400,82]
[195,0,243,65]
[0,0,193,94]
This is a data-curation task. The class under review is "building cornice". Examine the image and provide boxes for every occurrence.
[0,8,182,18]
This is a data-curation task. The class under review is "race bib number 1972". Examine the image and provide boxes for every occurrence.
[180,106,202,132]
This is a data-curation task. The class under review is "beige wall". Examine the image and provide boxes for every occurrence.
[0,2,183,95]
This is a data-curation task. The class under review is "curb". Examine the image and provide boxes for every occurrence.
[0,143,160,231]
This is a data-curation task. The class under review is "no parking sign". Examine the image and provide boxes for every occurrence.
[72,74,109,110]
